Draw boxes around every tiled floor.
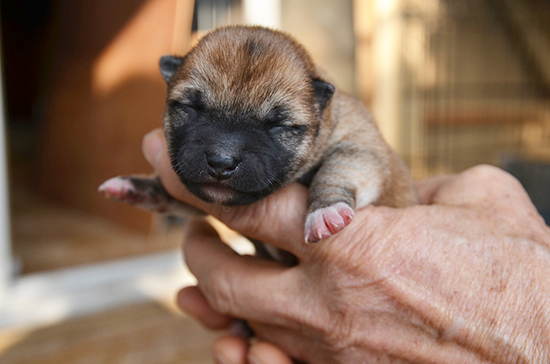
[4,203,219,362]
[3,189,247,364]
[0,300,221,364]
[10,188,183,274]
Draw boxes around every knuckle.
[219,203,266,237]
[203,264,237,315]
[322,306,359,352]
[294,274,361,352]
[462,164,524,193]
[465,164,514,184]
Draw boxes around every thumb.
[142,129,310,256]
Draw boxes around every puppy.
[100,26,417,253]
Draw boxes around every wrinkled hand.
[143,129,550,364]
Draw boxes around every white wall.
[0,38,13,301]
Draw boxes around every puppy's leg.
[99,176,203,217]
[305,148,387,243]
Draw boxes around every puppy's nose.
[206,153,239,180]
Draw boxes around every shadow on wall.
[502,156,550,225]
[1,0,186,233]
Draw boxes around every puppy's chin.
[184,182,268,206]
[201,184,237,205]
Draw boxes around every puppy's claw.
[99,177,142,203]
[304,202,355,243]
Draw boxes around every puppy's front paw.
[99,177,147,204]
[99,176,204,217]
[99,176,172,212]
[98,177,152,205]
[304,202,354,243]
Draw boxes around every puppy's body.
[100,26,417,247]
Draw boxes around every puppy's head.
[160,26,334,205]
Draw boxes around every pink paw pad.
[98,177,144,204]
[304,202,354,243]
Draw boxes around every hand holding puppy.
[143,130,550,364]
[100,26,416,249]
[100,25,550,363]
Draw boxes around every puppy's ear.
[159,55,185,84]
[312,79,335,111]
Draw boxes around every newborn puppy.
[100,26,417,249]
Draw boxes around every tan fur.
[165,26,417,212]
[320,91,417,209]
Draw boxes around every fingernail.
[213,353,233,364]
[247,353,263,364]
[142,130,163,168]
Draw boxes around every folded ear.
[159,55,185,84]
[312,79,335,111]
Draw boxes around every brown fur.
[100,26,417,246]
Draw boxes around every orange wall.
[37,0,194,231]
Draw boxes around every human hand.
[143,129,550,363]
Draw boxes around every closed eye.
[265,105,290,125]
[168,100,196,114]
[269,123,306,134]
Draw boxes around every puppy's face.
[160,27,334,205]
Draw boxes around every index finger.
[428,165,549,239]
[142,129,309,257]
[416,174,455,204]
[183,219,307,328]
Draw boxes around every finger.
[142,129,204,206]
[183,219,303,327]
[432,165,538,213]
[143,130,309,256]
[141,129,165,170]
[212,335,296,364]
[207,184,309,257]
[212,335,248,364]
[416,174,455,204]
[176,286,234,330]
[247,322,310,363]
[430,165,550,236]
[249,341,294,364]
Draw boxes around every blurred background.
[0,0,548,362]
